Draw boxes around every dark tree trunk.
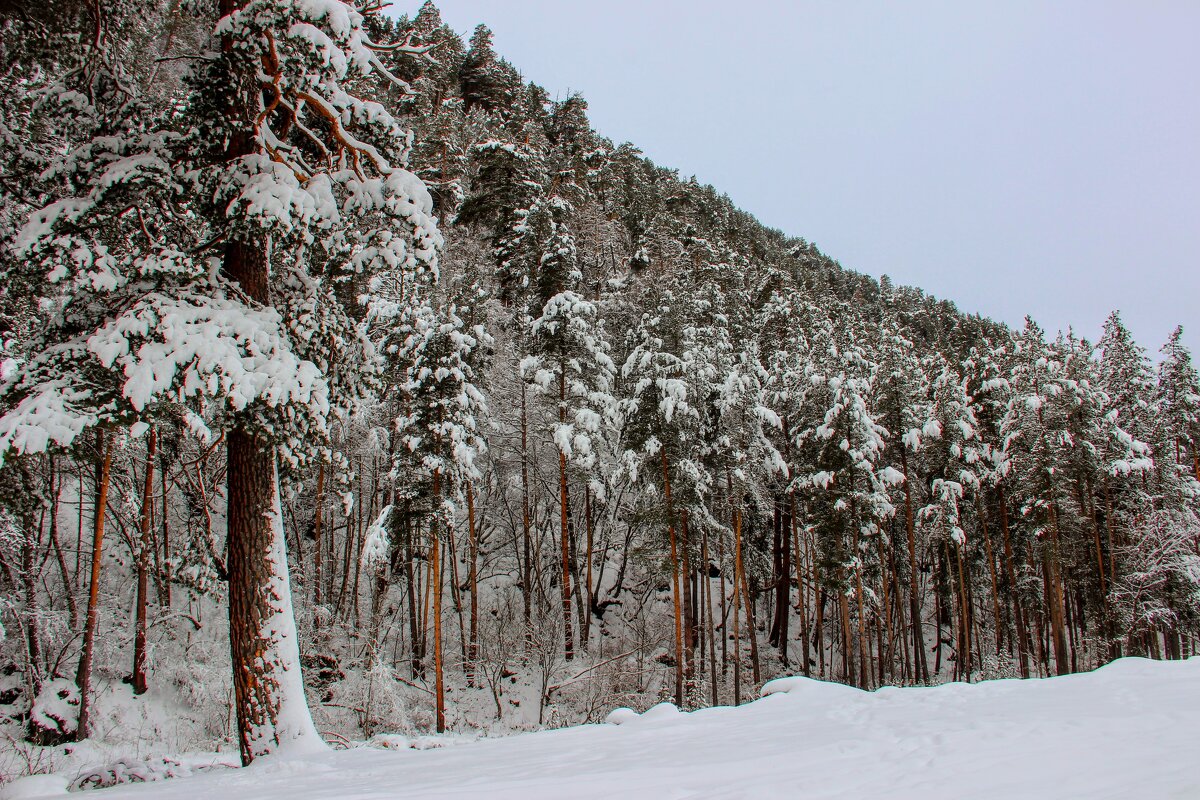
[900,446,928,683]
[132,428,157,695]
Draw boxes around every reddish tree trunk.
[75,434,113,741]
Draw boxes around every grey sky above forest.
[398,1,1200,356]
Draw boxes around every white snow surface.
[85,657,1198,799]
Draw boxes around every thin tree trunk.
[1046,503,1070,676]
[582,485,594,649]
[954,539,971,681]
[702,526,718,707]
[732,505,743,705]
[133,428,157,695]
[466,482,479,684]
[977,495,1003,658]
[662,448,684,706]
[791,494,811,677]
[432,469,445,733]
[158,453,171,607]
[520,380,532,633]
[75,434,113,741]
[47,457,79,631]
[900,446,928,683]
[997,487,1029,677]
[741,548,761,688]
[681,508,695,685]
[313,465,325,607]
[404,514,422,677]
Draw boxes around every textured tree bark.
[558,371,575,660]
[226,431,312,763]
[132,428,157,695]
[520,380,532,634]
[75,434,112,741]
[219,19,318,752]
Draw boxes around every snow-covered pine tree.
[389,292,490,731]
[1155,327,1200,490]
[0,0,440,762]
[522,190,615,661]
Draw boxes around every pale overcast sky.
[399,1,1200,356]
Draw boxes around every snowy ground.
[8,657,1199,799]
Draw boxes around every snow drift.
[10,656,1193,800]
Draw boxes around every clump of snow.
[602,708,638,726]
[71,755,236,791]
[28,679,79,739]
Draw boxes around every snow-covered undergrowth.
[6,656,1195,799]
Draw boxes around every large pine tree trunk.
[225,432,321,763]
[218,0,319,761]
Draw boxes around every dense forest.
[1,0,1198,782]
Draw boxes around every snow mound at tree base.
[89,656,1200,800]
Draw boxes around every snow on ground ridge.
[13,656,1199,800]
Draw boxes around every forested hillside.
[1,0,1197,781]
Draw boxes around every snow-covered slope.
[40,657,1200,799]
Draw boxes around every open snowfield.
[5,656,1189,800]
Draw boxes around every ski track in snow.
[85,657,1200,800]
